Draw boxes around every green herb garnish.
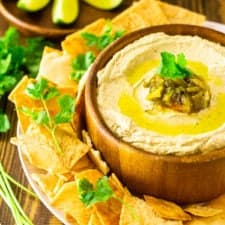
[0,161,36,225]
[0,111,10,132]
[77,176,114,207]
[70,23,125,82]
[21,77,76,153]
[157,51,191,79]
[70,51,96,82]
[81,22,125,50]
[77,176,139,222]
[0,27,53,133]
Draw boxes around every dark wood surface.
[0,0,225,224]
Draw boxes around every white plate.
[17,21,225,225]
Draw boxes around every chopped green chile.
[144,74,211,113]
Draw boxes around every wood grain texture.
[0,0,225,224]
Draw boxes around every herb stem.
[0,162,34,225]
[4,173,37,198]
[41,97,62,154]
[41,97,53,128]
[51,126,63,154]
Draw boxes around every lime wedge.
[52,0,79,25]
[17,0,50,12]
[83,0,123,10]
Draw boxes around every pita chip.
[158,1,205,25]
[144,195,191,221]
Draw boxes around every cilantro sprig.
[81,22,125,50]
[70,23,125,82]
[77,176,139,222]
[70,51,96,82]
[21,78,76,153]
[157,52,191,79]
[77,176,114,207]
[0,27,53,133]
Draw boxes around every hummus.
[96,33,225,155]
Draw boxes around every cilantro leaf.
[22,78,75,153]
[0,27,53,132]
[81,22,125,50]
[0,76,17,96]
[0,112,10,132]
[77,176,114,207]
[21,107,50,126]
[157,52,191,79]
[70,51,96,82]
[26,78,48,100]
[54,95,76,124]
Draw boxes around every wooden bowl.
[85,24,225,204]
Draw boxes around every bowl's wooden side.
[85,24,225,204]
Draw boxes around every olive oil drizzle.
[118,60,225,136]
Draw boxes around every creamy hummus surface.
[96,33,225,155]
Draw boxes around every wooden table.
[0,1,225,224]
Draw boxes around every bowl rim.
[85,24,225,163]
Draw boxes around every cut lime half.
[83,0,123,10]
[17,0,50,12]
[52,0,79,25]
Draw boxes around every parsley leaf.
[81,23,125,50]
[77,176,114,207]
[0,112,10,132]
[157,52,191,79]
[70,51,96,82]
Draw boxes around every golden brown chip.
[88,213,103,225]
[62,18,107,57]
[32,172,66,199]
[108,173,125,199]
[75,169,103,184]
[82,130,110,175]
[94,198,122,225]
[184,203,223,217]
[144,195,191,221]
[208,193,225,210]
[71,155,96,173]
[184,213,225,225]
[11,123,89,174]
[38,46,77,89]
[158,1,205,25]
[120,193,182,225]
[65,214,79,225]
[51,181,93,225]
[8,76,76,133]
[112,0,168,31]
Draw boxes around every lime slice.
[17,0,50,12]
[52,0,79,25]
[83,0,123,10]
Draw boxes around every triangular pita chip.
[144,195,191,221]
[119,192,182,225]
[158,1,205,25]
[51,181,92,225]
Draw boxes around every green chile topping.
[144,52,211,113]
